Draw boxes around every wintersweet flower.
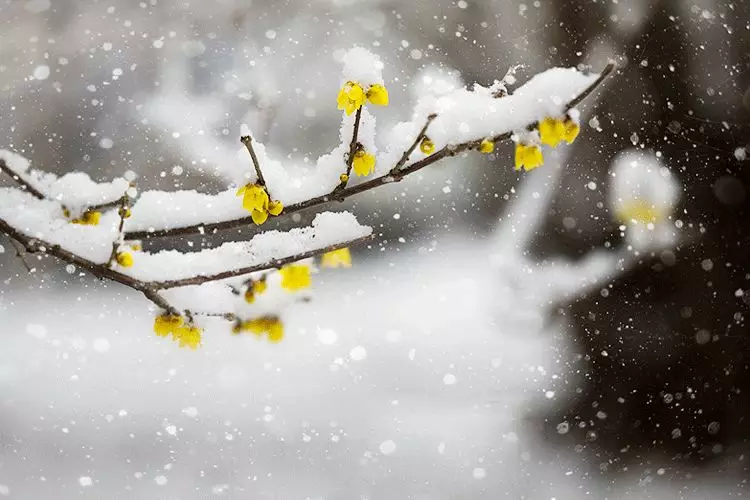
[420,137,435,155]
[173,324,202,349]
[479,138,495,154]
[244,279,268,304]
[153,314,184,337]
[352,149,376,177]
[115,251,134,268]
[563,118,580,144]
[71,210,101,226]
[337,81,366,115]
[280,264,312,291]
[365,84,389,106]
[234,317,284,343]
[321,247,352,268]
[539,117,567,147]
[236,183,283,225]
[514,143,544,171]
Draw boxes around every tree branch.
[240,135,267,187]
[124,63,616,240]
[150,233,373,289]
[0,158,45,200]
[390,113,437,174]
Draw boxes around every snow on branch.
[0,47,616,349]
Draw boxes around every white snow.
[122,211,369,284]
[341,47,385,85]
[0,150,129,216]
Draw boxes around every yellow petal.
[241,184,270,213]
[480,139,495,154]
[337,82,366,115]
[564,119,580,144]
[267,320,284,343]
[253,279,268,295]
[366,84,389,106]
[539,118,566,148]
[251,208,269,225]
[352,150,376,177]
[154,314,183,337]
[244,289,255,304]
[279,264,312,291]
[321,247,352,269]
[268,200,284,216]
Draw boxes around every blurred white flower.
[609,150,681,251]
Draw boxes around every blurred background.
[0,0,748,497]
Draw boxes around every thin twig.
[391,113,437,174]
[124,63,616,240]
[0,158,45,200]
[107,194,130,267]
[151,233,373,289]
[240,135,266,187]
[339,106,363,187]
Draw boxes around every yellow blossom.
[514,143,544,171]
[563,118,580,144]
[366,84,389,106]
[615,200,662,224]
[235,317,284,343]
[244,279,268,303]
[71,210,101,226]
[173,324,202,349]
[280,264,312,291]
[337,81,366,115]
[420,137,435,155]
[479,138,495,154]
[352,149,376,177]
[153,314,184,337]
[539,117,567,148]
[237,183,269,213]
[237,183,283,225]
[321,247,352,269]
[339,173,349,184]
[115,252,134,268]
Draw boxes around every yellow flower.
[154,314,184,337]
[71,210,101,226]
[337,81,366,115]
[339,173,349,184]
[616,200,662,224]
[237,183,269,213]
[539,117,567,148]
[280,264,312,291]
[235,317,284,343]
[115,252,134,268]
[352,149,376,177]
[237,183,283,225]
[514,143,544,171]
[479,138,495,154]
[366,84,389,106]
[244,279,268,303]
[420,137,435,155]
[563,118,580,144]
[173,324,202,349]
[321,247,352,269]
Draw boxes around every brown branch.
[124,63,616,240]
[0,158,46,200]
[240,135,266,187]
[390,113,437,174]
[151,233,373,289]
[344,106,363,181]
[107,195,130,267]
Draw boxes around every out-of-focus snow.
[0,233,738,499]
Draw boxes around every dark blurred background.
[1,0,749,481]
